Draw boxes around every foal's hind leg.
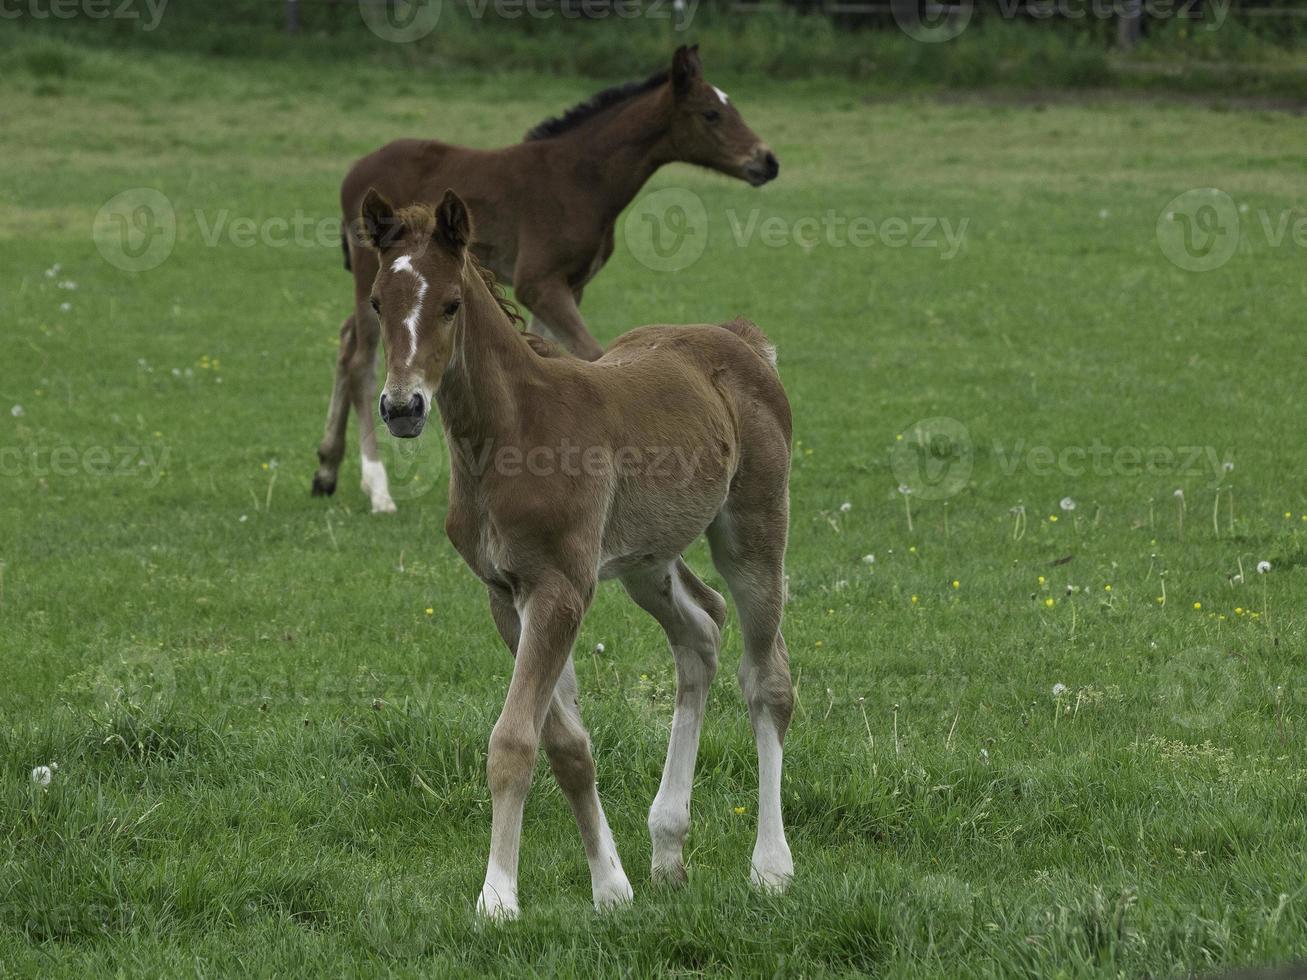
[312,314,356,497]
[347,305,396,514]
[621,559,726,884]
[707,507,795,891]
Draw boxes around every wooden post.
[286,0,300,35]
[1118,0,1142,49]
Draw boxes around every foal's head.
[666,45,779,187]
[359,188,473,439]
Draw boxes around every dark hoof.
[311,474,337,497]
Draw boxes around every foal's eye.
[444,300,462,317]
[702,109,721,123]
[370,296,381,315]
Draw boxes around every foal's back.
[540,321,791,577]
[341,138,535,280]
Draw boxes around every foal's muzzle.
[379,391,427,439]
[744,148,780,187]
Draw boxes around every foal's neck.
[437,266,534,457]
[558,88,675,219]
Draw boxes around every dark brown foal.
[312,45,779,512]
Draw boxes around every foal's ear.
[672,43,702,99]
[434,188,472,254]
[360,188,403,251]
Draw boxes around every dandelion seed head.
[1060,497,1076,512]
[31,766,53,786]
[1257,560,1271,574]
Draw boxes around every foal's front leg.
[486,587,631,914]
[541,659,632,910]
[478,573,594,920]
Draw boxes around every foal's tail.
[719,316,778,371]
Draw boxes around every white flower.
[594,642,605,654]
[31,766,53,786]
[835,579,848,591]
[1052,682,1067,697]
[45,263,61,278]
[897,484,912,495]
[10,405,23,418]
[1173,488,1184,499]
[1232,574,1243,585]
[1257,561,1271,574]
[57,280,77,291]
[861,554,875,565]
[979,748,990,765]
[239,514,248,523]
[1222,461,1234,473]
[59,302,71,312]
[839,501,852,513]
[1059,497,1076,512]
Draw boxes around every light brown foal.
[313,44,779,514]
[359,188,794,918]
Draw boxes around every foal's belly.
[595,473,731,580]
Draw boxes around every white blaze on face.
[390,254,428,366]
[711,85,729,105]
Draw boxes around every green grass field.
[3,34,1307,978]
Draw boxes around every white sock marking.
[360,454,396,514]
[750,711,793,890]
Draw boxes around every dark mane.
[525,70,669,142]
